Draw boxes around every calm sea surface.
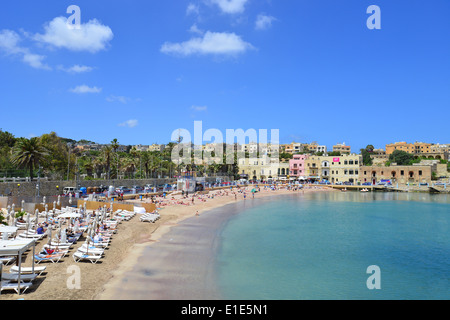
[216,191,450,299]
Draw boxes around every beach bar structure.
[0,238,36,295]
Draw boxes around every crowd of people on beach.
[137,183,327,209]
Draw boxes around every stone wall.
[0,177,232,197]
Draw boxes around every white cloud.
[189,24,204,35]
[58,64,93,74]
[186,3,200,16]
[106,95,135,104]
[191,105,208,112]
[0,29,51,70]
[210,0,248,14]
[161,31,254,56]
[69,85,102,94]
[255,14,277,30]
[33,17,113,53]
[118,119,138,128]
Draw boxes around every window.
[419,170,422,176]
[355,160,358,165]
[355,170,358,175]
[401,170,404,176]
[364,171,367,175]
[344,170,348,175]
[349,160,354,165]
[349,170,354,175]
[344,160,348,165]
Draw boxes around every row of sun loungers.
[1,207,144,295]
[140,212,161,223]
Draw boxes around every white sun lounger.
[0,256,16,266]
[77,246,105,256]
[2,272,38,283]
[9,266,47,276]
[1,281,33,294]
[34,254,64,264]
[73,251,103,264]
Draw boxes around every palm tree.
[101,145,113,179]
[10,138,48,181]
[111,139,119,179]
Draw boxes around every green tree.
[10,137,48,181]
[389,150,415,166]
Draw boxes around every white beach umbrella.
[47,227,52,245]
[57,195,61,206]
[74,220,80,233]
[26,212,31,232]
[35,209,39,229]
[43,196,46,205]
[21,200,25,212]
[61,228,67,244]
[11,204,15,215]
[69,193,72,205]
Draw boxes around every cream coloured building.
[306,154,362,184]
[238,156,289,181]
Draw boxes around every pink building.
[289,154,308,179]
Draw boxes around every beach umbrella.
[69,193,72,205]
[85,236,93,255]
[43,196,46,205]
[26,212,31,233]
[9,207,15,226]
[21,200,25,212]
[74,220,80,233]
[61,228,67,244]
[57,195,61,206]
[53,201,57,213]
[35,209,39,229]
[11,204,15,216]
[47,227,52,245]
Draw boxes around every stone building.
[359,165,432,185]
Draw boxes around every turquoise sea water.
[216,192,450,300]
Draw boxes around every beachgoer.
[36,224,45,235]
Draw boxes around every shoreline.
[97,186,333,300]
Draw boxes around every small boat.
[360,188,369,193]
[341,188,347,192]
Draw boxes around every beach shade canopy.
[0,238,36,295]
[57,212,82,219]
[251,188,257,193]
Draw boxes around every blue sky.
[0,0,449,152]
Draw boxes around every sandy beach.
[0,185,332,300]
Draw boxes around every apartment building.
[332,143,351,155]
[238,156,288,181]
[306,154,362,184]
[289,154,308,178]
[385,141,432,155]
